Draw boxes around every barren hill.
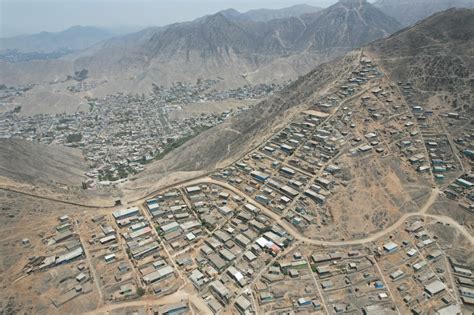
[374,0,474,27]
[295,0,400,50]
[73,0,399,80]
[230,4,321,22]
[75,0,400,83]
[0,138,87,188]
[0,139,121,205]
[369,8,473,113]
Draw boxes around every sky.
[0,0,343,37]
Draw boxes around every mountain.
[0,25,123,53]
[124,8,473,199]
[238,4,321,22]
[210,5,321,23]
[294,0,401,51]
[374,0,474,26]
[0,0,401,114]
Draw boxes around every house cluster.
[0,93,232,183]
[310,249,398,315]
[374,219,465,314]
[254,250,324,314]
[146,189,204,253]
[211,57,400,241]
[80,213,139,302]
[0,83,34,105]
[152,80,288,104]
[20,215,94,307]
[148,184,295,314]
[443,174,474,212]
[0,77,287,184]
[448,256,474,308]
[110,206,179,296]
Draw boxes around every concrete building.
[143,265,174,285]
[424,280,446,295]
[113,207,140,220]
[234,295,251,314]
[209,280,232,304]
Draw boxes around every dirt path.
[76,222,104,305]
[82,289,212,315]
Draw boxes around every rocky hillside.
[369,8,473,112]
[295,0,400,51]
[0,138,88,188]
[220,4,321,22]
[75,0,400,82]
[374,0,474,26]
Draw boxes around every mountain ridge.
[0,0,401,114]
[0,26,124,53]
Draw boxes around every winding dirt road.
[166,177,473,246]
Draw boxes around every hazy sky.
[0,0,343,37]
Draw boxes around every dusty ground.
[427,197,474,234]
[0,139,122,206]
[323,155,431,240]
[0,190,103,315]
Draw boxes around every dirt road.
[82,289,212,315]
[167,178,473,246]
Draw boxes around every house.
[156,302,188,315]
[425,280,446,295]
[112,207,139,220]
[256,194,270,205]
[227,266,246,287]
[250,171,270,182]
[104,254,116,262]
[189,269,206,288]
[209,280,232,304]
[160,222,180,234]
[390,269,404,281]
[234,295,251,314]
[280,167,296,176]
[100,234,116,244]
[305,190,326,204]
[218,206,234,216]
[143,266,174,285]
[436,304,462,315]
[186,186,201,194]
[383,242,398,253]
[56,247,84,265]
